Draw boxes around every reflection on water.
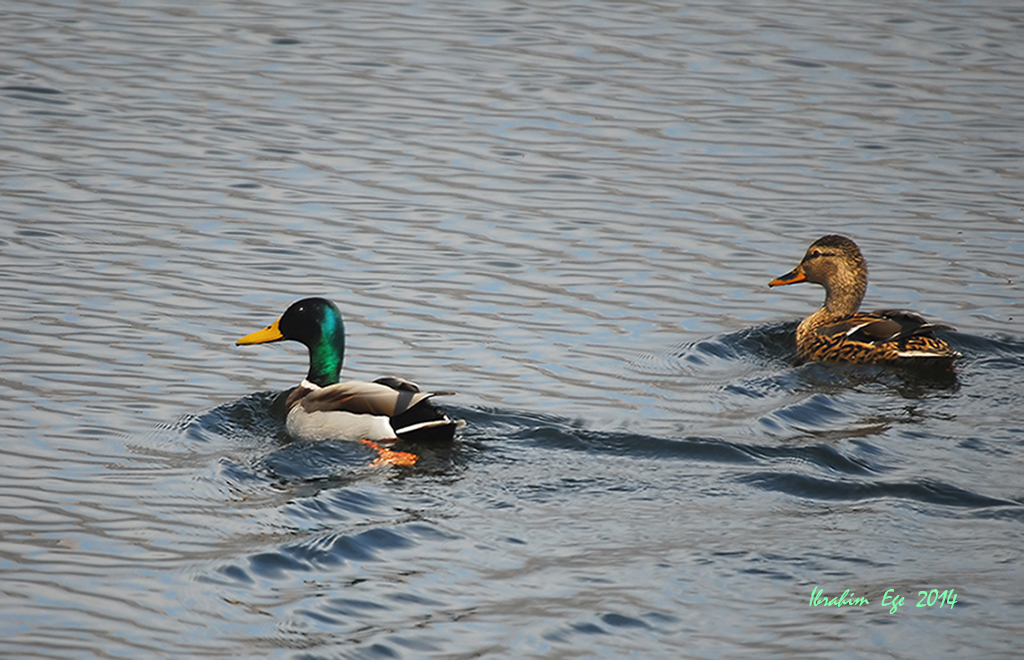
[1,0,1023,657]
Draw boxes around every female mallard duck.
[236,297,460,443]
[768,235,959,365]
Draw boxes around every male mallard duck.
[236,297,460,443]
[768,235,959,365]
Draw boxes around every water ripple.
[738,472,1020,509]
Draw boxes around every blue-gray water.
[2,0,1023,657]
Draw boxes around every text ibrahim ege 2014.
[809,587,957,614]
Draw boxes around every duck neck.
[821,271,866,320]
[306,324,344,387]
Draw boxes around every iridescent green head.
[237,297,346,387]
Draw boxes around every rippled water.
[2,0,1023,657]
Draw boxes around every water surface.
[2,0,1023,657]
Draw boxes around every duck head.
[237,297,346,387]
[769,234,868,316]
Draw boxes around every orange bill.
[769,268,807,287]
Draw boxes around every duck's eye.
[809,250,822,259]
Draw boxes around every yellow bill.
[236,318,285,345]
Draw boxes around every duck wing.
[293,380,438,417]
[869,309,956,337]
[816,310,954,346]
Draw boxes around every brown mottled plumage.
[769,235,959,366]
